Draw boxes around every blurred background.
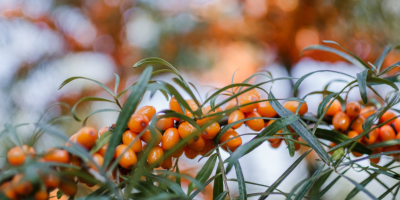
[1,0,400,199]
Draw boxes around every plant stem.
[217,148,233,200]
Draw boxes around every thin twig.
[217,148,233,200]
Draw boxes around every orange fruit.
[245,111,264,131]
[257,101,277,117]
[351,116,365,134]
[363,126,379,145]
[43,148,70,164]
[141,129,162,145]
[98,126,109,137]
[170,96,184,119]
[122,130,142,153]
[44,173,60,190]
[324,100,341,116]
[219,128,242,152]
[13,174,32,196]
[345,102,361,117]
[380,111,397,124]
[332,111,350,132]
[188,136,205,151]
[202,122,220,139]
[171,146,185,158]
[0,182,17,199]
[58,179,77,196]
[161,156,173,169]
[162,128,181,151]
[283,101,308,115]
[228,110,245,129]
[90,153,104,172]
[184,146,199,159]
[270,139,282,148]
[7,145,35,166]
[147,146,164,167]
[360,106,376,119]
[379,125,396,142]
[224,99,238,111]
[128,114,149,133]
[97,143,108,157]
[115,144,137,169]
[178,121,200,144]
[239,94,259,113]
[155,116,174,131]
[265,120,282,144]
[34,188,48,200]
[136,106,156,121]
[200,139,215,157]
[75,126,97,149]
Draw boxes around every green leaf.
[176,159,181,187]
[357,69,369,104]
[309,170,333,198]
[315,168,350,199]
[103,66,152,169]
[317,92,339,117]
[214,191,228,200]
[367,77,399,90]
[322,41,372,70]
[82,108,120,126]
[269,93,330,163]
[378,60,400,76]
[367,139,400,149]
[146,174,186,196]
[113,73,120,95]
[293,164,326,200]
[375,45,392,73]
[57,190,63,199]
[189,174,222,199]
[173,78,202,116]
[188,154,218,195]
[234,159,247,200]
[4,123,23,147]
[71,97,115,121]
[213,164,224,199]
[90,131,112,154]
[258,149,311,200]
[340,174,378,200]
[58,76,114,96]
[378,182,400,199]
[284,132,295,157]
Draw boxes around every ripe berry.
[266,120,282,144]
[270,139,282,148]
[245,111,264,131]
[147,146,164,167]
[98,143,108,157]
[44,173,60,190]
[141,129,162,145]
[128,114,149,133]
[122,130,142,153]
[245,89,261,99]
[0,182,17,200]
[75,126,97,149]
[379,125,396,142]
[257,101,277,117]
[184,146,199,159]
[90,153,104,172]
[219,128,242,152]
[171,146,185,158]
[155,116,174,131]
[383,145,400,156]
[70,155,81,167]
[43,148,70,163]
[58,179,78,197]
[161,156,173,169]
[115,144,137,169]
[178,121,200,144]
[7,145,35,166]
[228,110,245,129]
[380,111,397,124]
[346,102,361,117]
[136,106,156,121]
[202,122,220,139]
[239,94,259,113]
[324,100,341,116]
[170,97,183,120]
[332,111,350,132]
[34,188,48,200]
[98,126,109,137]
[360,106,376,119]
[283,101,308,115]
[394,118,400,132]
[162,128,181,151]
[347,131,363,157]
[188,136,205,151]
[13,174,32,196]
[224,99,238,111]
[363,126,379,145]
[200,139,215,157]
[370,147,383,164]
[66,134,78,147]
[351,116,365,134]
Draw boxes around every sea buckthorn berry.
[98,126,109,137]
[346,102,361,117]
[228,110,245,129]
[370,147,383,164]
[13,174,32,196]
[202,122,220,139]
[266,120,282,144]
[380,111,397,124]
[161,156,173,169]
[257,101,277,117]
[34,188,48,200]
[115,144,137,169]
[171,146,185,158]
[364,126,379,145]
[141,129,163,145]
[0,182,17,200]
[70,155,81,167]
[90,153,104,172]
[348,131,361,142]
[75,126,97,149]
[155,116,174,131]
[383,145,400,156]
[184,146,199,159]
[379,125,396,142]
[44,173,60,190]
[239,94,259,113]
[204,105,223,115]
[270,139,282,148]
[332,111,350,132]
[395,131,400,141]
[294,137,301,151]
[200,139,215,157]
[178,121,200,144]
[59,179,78,197]
[122,130,142,153]
[7,145,35,166]
[98,143,108,157]
[324,100,341,116]
[136,106,156,121]
[283,101,308,115]
[244,89,261,100]
[188,136,205,151]
[147,146,164,167]
[224,99,238,111]
[162,128,181,151]
[43,148,70,164]
[351,116,365,134]
[219,128,242,152]
[170,96,183,118]
[245,111,264,131]
[360,106,376,119]
[128,114,149,133]
[394,118,400,132]
[66,133,78,147]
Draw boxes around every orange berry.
[147,146,164,167]
[244,89,261,100]
[161,156,173,169]
[170,96,184,118]
[90,153,104,172]
[75,126,97,149]
[364,126,379,145]
[13,174,32,196]
[257,101,277,117]
[379,125,396,142]
[219,128,242,152]
[324,100,341,116]
[202,122,220,139]
[98,143,108,157]
[383,145,400,156]
[228,110,245,129]
[155,116,174,131]
[43,148,70,164]
[115,144,137,169]
[141,129,162,145]
[200,139,215,157]
[284,101,308,115]
[380,111,397,124]
[351,116,365,134]
[7,145,35,166]
[270,139,282,148]
[266,120,282,144]
[332,111,350,132]
[162,128,181,151]
[348,131,361,142]
[70,155,81,167]
[394,118,400,132]
[122,130,142,153]
[178,121,200,144]
[34,189,48,200]
[128,114,149,133]
[188,136,205,151]
[370,147,382,164]
[136,106,156,121]
[98,126,109,137]
[204,105,223,116]
[59,179,77,197]
[224,99,238,111]
[44,173,60,189]
[346,102,361,117]
[171,146,185,158]
[360,106,376,119]
[184,146,199,159]
[239,94,259,113]
[66,133,78,147]
[0,182,17,199]
[245,111,264,131]
[294,137,301,151]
